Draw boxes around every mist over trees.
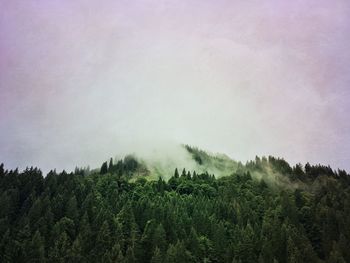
[0,150,350,263]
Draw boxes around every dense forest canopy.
[1,146,350,263]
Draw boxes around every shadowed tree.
[100,162,108,175]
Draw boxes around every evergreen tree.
[153,223,166,253]
[106,243,124,263]
[181,168,187,178]
[94,220,111,259]
[108,158,114,173]
[125,246,136,263]
[100,162,108,175]
[174,168,179,178]
[187,227,200,259]
[150,247,162,263]
[69,234,84,262]
[66,195,78,222]
[165,241,190,263]
[28,230,45,263]
[328,242,346,263]
[0,154,349,263]
[49,232,71,263]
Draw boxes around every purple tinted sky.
[1,0,350,172]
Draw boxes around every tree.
[165,244,177,262]
[212,221,227,262]
[0,163,4,176]
[156,177,165,194]
[166,242,189,263]
[1,153,349,263]
[66,195,78,222]
[287,236,302,263]
[124,246,136,263]
[0,230,13,262]
[94,220,111,258]
[49,232,71,262]
[108,158,114,173]
[141,219,157,261]
[236,223,257,262]
[106,243,124,263]
[187,171,192,180]
[78,212,92,253]
[28,198,43,227]
[52,217,75,241]
[100,162,108,174]
[153,223,166,253]
[174,168,179,178]
[28,230,45,262]
[69,234,84,262]
[151,247,163,263]
[117,203,138,250]
[328,242,346,263]
[187,227,200,259]
[15,224,32,261]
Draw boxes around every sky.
[1,0,350,173]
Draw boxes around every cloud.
[0,0,350,173]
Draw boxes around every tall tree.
[29,231,45,263]
[100,162,108,175]
[150,247,163,263]
[174,168,179,178]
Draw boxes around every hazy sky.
[1,0,350,172]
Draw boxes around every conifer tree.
[150,247,162,263]
[29,230,45,263]
[174,168,179,178]
[100,162,108,174]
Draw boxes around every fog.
[1,0,350,173]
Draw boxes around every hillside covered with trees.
[1,147,350,263]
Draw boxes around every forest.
[0,148,350,263]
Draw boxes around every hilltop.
[0,145,349,262]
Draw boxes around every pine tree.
[0,163,4,176]
[15,224,32,261]
[165,244,177,263]
[187,227,200,260]
[165,241,190,263]
[141,219,157,261]
[153,223,166,252]
[69,234,84,262]
[0,230,13,262]
[94,220,111,258]
[100,162,108,174]
[66,195,78,222]
[124,246,136,263]
[328,242,346,263]
[108,158,114,173]
[29,230,45,263]
[78,212,92,253]
[287,236,302,263]
[117,203,138,250]
[49,232,71,262]
[236,223,257,262]
[28,198,43,227]
[150,247,163,263]
[106,243,123,263]
[174,168,179,178]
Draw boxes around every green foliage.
[100,162,108,175]
[0,157,349,262]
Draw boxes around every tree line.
[0,155,349,262]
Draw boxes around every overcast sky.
[1,0,350,172]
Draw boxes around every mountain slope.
[0,147,349,262]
